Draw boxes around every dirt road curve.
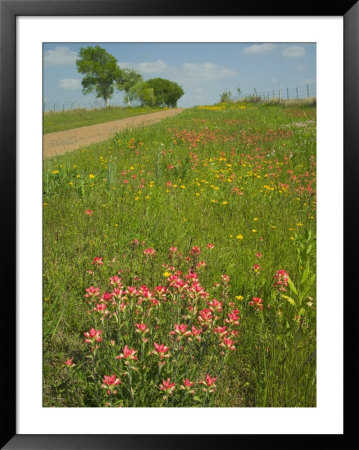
[43,108,185,158]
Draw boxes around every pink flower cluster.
[273,270,290,291]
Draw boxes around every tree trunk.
[106,98,110,107]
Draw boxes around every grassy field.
[43,105,164,134]
[43,101,316,407]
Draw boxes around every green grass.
[43,105,165,134]
[43,102,316,407]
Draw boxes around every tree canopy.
[76,46,122,106]
[145,78,184,108]
[116,68,143,106]
[76,46,184,108]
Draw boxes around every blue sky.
[43,43,316,109]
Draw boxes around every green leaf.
[281,294,296,306]
[288,278,298,295]
[301,262,310,284]
[193,396,202,403]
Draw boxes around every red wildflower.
[159,378,176,394]
[83,328,102,344]
[152,342,171,359]
[143,248,156,257]
[92,256,104,266]
[190,246,201,256]
[249,297,264,311]
[115,345,138,361]
[101,374,121,395]
[64,358,75,368]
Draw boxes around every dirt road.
[43,108,185,158]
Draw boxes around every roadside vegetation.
[43,106,165,134]
[43,100,316,407]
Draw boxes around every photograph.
[42,42,317,408]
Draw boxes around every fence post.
[307,84,310,98]
[272,89,274,99]
[296,87,299,100]
[279,89,281,103]
[287,87,289,100]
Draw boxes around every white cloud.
[181,63,237,82]
[135,60,169,74]
[118,60,169,74]
[44,46,78,66]
[59,78,82,90]
[242,44,277,54]
[118,60,238,84]
[282,46,306,58]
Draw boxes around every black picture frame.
[1,1,356,448]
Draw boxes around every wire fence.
[43,100,126,112]
[43,83,317,112]
[234,83,316,102]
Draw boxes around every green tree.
[116,68,143,106]
[129,82,156,107]
[76,45,122,107]
[145,78,184,107]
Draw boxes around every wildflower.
[213,326,228,338]
[252,264,261,273]
[84,328,103,345]
[225,309,240,326]
[255,252,262,258]
[190,246,201,256]
[115,345,138,361]
[206,243,214,249]
[89,174,96,179]
[273,270,290,291]
[169,323,191,338]
[182,379,195,388]
[181,379,195,394]
[198,308,213,325]
[249,297,263,311]
[220,337,236,351]
[159,378,176,394]
[152,342,171,359]
[92,257,104,266]
[199,374,217,392]
[235,295,244,301]
[94,303,108,316]
[163,271,171,278]
[135,323,149,334]
[195,261,206,270]
[221,274,230,284]
[236,234,244,240]
[84,286,100,299]
[64,358,75,368]
[85,209,93,216]
[190,325,202,341]
[101,374,121,395]
[109,275,122,287]
[143,248,156,257]
[207,298,223,313]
